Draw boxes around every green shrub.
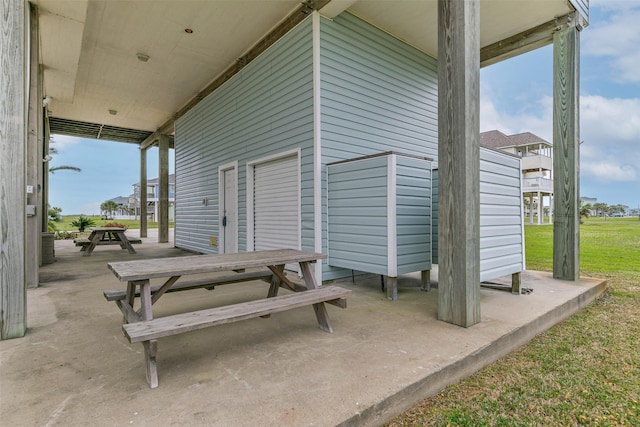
[70,215,96,232]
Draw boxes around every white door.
[221,167,238,253]
[253,154,300,266]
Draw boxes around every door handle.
[222,216,227,227]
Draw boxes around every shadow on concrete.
[1,235,605,426]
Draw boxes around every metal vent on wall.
[48,117,153,144]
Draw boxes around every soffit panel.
[39,0,577,138]
[43,0,300,132]
[348,0,573,58]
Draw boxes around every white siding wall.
[174,19,314,254]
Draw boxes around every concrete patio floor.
[1,232,606,426]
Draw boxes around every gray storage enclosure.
[328,152,432,300]
[432,147,525,283]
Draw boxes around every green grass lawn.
[388,217,640,426]
[53,215,173,231]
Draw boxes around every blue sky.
[50,0,639,215]
[49,138,174,215]
[480,0,640,209]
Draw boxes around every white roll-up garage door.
[253,154,300,253]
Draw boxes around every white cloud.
[480,95,552,141]
[481,94,640,183]
[50,134,83,150]
[582,160,637,182]
[583,2,640,83]
[581,142,637,182]
[581,95,640,143]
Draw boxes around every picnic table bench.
[104,249,351,388]
[75,227,138,256]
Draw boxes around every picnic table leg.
[115,231,136,254]
[83,230,103,256]
[80,231,94,252]
[299,262,333,333]
[260,265,284,319]
[121,280,143,324]
[267,265,284,298]
[139,280,159,388]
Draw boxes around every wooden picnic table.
[105,249,351,388]
[77,227,137,256]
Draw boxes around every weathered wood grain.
[139,148,148,237]
[437,0,481,327]
[552,24,581,281]
[103,270,273,301]
[158,134,169,243]
[26,2,40,288]
[0,0,27,339]
[300,261,332,332]
[108,249,326,282]
[123,285,352,343]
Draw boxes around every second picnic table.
[104,249,351,388]
[76,227,138,256]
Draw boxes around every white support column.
[437,0,481,327]
[529,195,534,224]
[158,135,169,243]
[140,147,148,237]
[553,19,581,280]
[537,191,542,225]
[1,0,27,339]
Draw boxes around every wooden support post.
[158,134,169,243]
[420,270,431,292]
[26,3,40,288]
[511,272,521,295]
[42,104,50,236]
[552,22,581,281]
[386,277,398,301]
[139,147,148,237]
[0,0,27,339]
[437,0,481,327]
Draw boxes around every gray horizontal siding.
[569,0,589,22]
[320,13,438,164]
[174,18,314,255]
[395,156,431,275]
[432,148,524,281]
[431,169,439,265]
[319,13,439,280]
[327,156,389,276]
[479,148,524,281]
[327,153,432,279]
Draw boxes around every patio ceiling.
[35,0,576,144]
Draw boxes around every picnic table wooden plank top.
[107,249,327,281]
[91,227,126,231]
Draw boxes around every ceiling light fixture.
[184,28,193,34]
[136,53,150,62]
[109,109,118,115]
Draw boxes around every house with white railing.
[480,130,553,224]
[131,174,176,222]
